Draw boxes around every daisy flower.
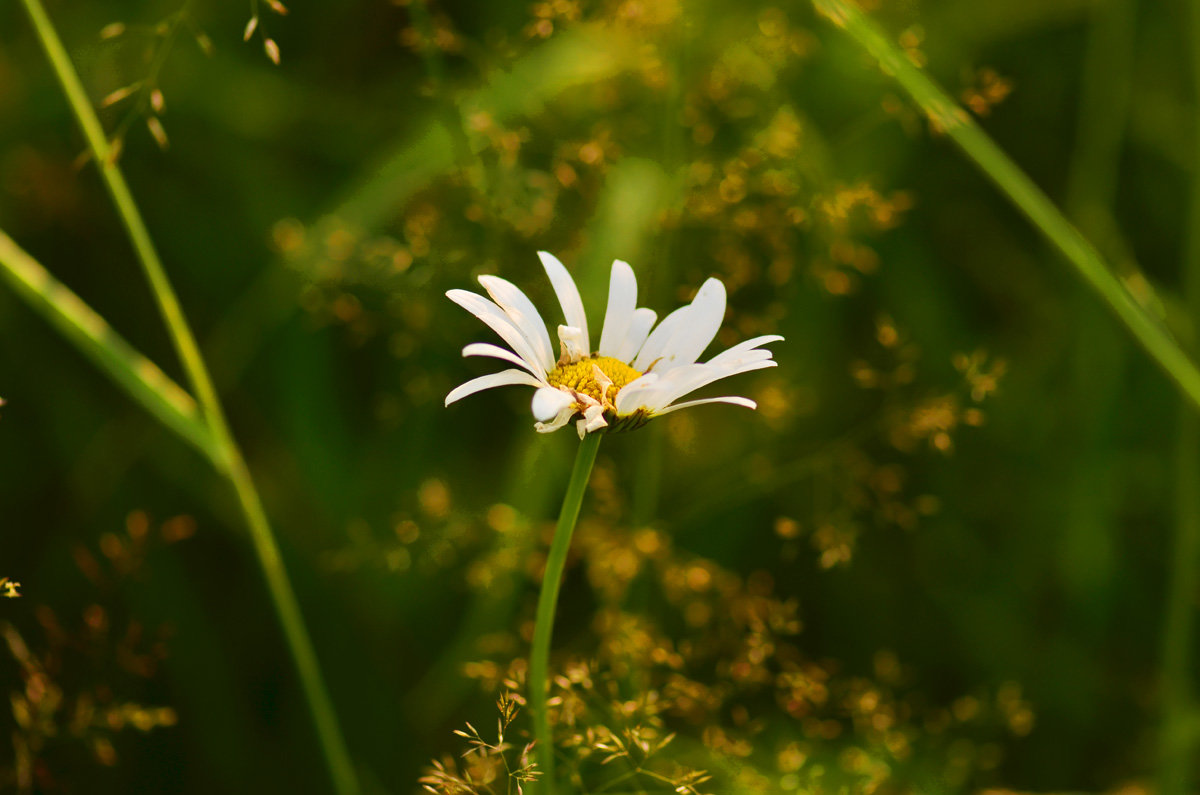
[445,252,782,437]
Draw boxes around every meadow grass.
[4,0,1200,792]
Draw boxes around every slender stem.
[812,0,1200,415]
[17,2,359,793]
[529,432,602,792]
[1161,1,1200,790]
[0,229,216,461]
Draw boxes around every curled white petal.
[538,251,590,354]
[558,325,589,363]
[591,364,615,405]
[446,369,544,406]
[577,403,608,438]
[536,414,574,433]
[598,259,637,357]
[531,386,575,422]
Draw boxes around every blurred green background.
[0,0,1195,791]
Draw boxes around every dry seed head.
[264,38,281,64]
[244,16,259,41]
[146,117,169,150]
[101,85,139,108]
[99,22,126,39]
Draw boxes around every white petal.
[660,360,775,407]
[616,364,704,414]
[614,372,660,415]
[558,325,589,363]
[577,403,608,438]
[633,305,691,371]
[616,307,657,362]
[655,278,726,370]
[531,386,575,422]
[704,348,775,371]
[463,342,542,376]
[623,360,775,414]
[538,251,590,354]
[445,368,543,406]
[654,396,757,415]
[706,334,784,367]
[590,363,615,404]
[447,290,547,379]
[598,260,637,357]
[478,275,556,372]
[536,410,574,433]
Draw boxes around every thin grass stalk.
[812,0,1200,414]
[529,432,602,792]
[0,229,215,460]
[17,2,359,793]
[1160,2,1200,789]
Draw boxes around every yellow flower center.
[547,356,643,403]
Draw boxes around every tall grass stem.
[812,0,1200,414]
[17,2,359,792]
[529,432,602,793]
[0,230,216,460]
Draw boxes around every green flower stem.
[0,229,216,461]
[530,432,602,792]
[17,2,359,793]
[1161,2,1200,791]
[812,0,1200,414]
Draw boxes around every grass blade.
[17,1,359,791]
[812,0,1200,413]
[0,228,215,461]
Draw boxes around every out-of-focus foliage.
[0,0,1191,791]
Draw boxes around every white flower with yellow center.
[445,252,782,437]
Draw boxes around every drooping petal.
[463,342,542,376]
[447,289,547,379]
[654,395,757,415]
[536,409,575,434]
[478,275,556,372]
[445,368,544,406]
[616,307,657,363]
[633,305,691,371]
[577,403,608,438]
[538,251,590,354]
[598,260,637,357]
[531,386,575,422]
[653,277,726,371]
